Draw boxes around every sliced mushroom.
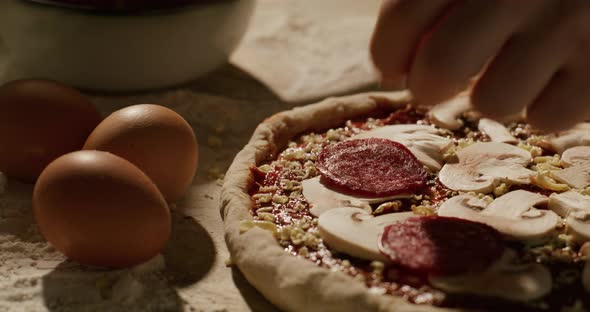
[318,207,414,262]
[478,118,517,144]
[438,190,559,241]
[428,93,471,130]
[543,122,590,153]
[548,191,590,243]
[550,146,590,189]
[580,243,590,292]
[352,124,453,171]
[561,146,590,167]
[439,142,534,193]
[430,250,552,302]
[550,163,590,189]
[302,177,410,217]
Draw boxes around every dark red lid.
[28,0,214,12]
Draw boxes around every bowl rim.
[23,0,237,15]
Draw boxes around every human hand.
[370,0,590,131]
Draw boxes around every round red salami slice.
[316,138,427,197]
[379,216,504,276]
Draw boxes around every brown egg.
[84,104,198,202]
[0,79,102,182]
[33,150,170,268]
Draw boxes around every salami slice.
[379,216,504,276]
[316,138,427,197]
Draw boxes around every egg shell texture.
[84,104,198,202]
[0,79,102,182]
[33,150,171,268]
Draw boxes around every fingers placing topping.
[317,138,428,197]
[370,0,453,85]
[527,68,590,132]
[472,4,576,120]
[379,216,504,275]
[408,0,523,106]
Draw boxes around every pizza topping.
[352,125,453,171]
[561,146,590,167]
[549,191,590,243]
[551,164,590,189]
[427,93,471,130]
[301,176,411,217]
[438,190,559,241]
[379,216,504,275]
[246,102,590,309]
[438,142,534,193]
[543,122,590,153]
[548,146,590,189]
[239,220,279,235]
[316,138,428,197]
[317,208,414,262]
[429,250,552,302]
[477,118,517,144]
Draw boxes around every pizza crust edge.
[221,91,458,312]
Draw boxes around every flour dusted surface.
[0,180,181,312]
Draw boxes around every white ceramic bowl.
[0,0,255,91]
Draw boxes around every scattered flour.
[0,179,180,312]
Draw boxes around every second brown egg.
[84,104,198,202]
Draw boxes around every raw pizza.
[221,92,590,312]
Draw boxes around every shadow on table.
[41,212,214,312]
[231,267,280,312]
[161,212,216,287]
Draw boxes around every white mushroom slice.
[353,124,453,171]
[428,93,471,130]
[478,118,517,144]
[438,190,559,241]
[439,142,534,193]
[580,243,590,292]
[302,177,410,217]
[544,122,590,153]
[430,250,552,302]
[318,207,414,262]
[548,191,590,243]
[561,146,590,167]
[549,146,590,189]
[550,163,590,189]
